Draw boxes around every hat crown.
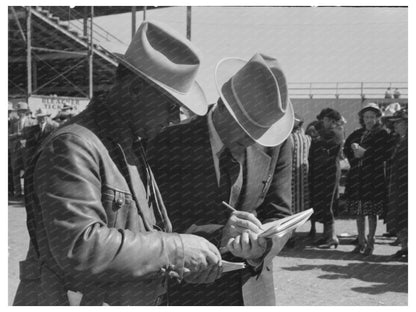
[226,53,288,128]
[124,21,200,94]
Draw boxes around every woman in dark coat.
[344,103,390,256]
[309,108,345,248]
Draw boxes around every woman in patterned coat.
[344,103,391,256]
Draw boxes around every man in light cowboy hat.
[149,53,294,305]
[23,109,59,167]
[53,101,75,125]
[14,21,222,306]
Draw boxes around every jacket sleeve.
[256,138,293,222]
[34,133,184,283]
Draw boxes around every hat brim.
[114,53,207,116]
[215,57,294,147]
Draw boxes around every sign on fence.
[28,95,90,117]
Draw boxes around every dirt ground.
[8,198,408,306]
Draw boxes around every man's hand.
[220,211,263,248]
[352,143,366,158]
[179,234,223,284]
[226,231,267,260]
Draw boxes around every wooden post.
[88,6,94,99]
[132,6,137,38]
[26,6,32,96]
[186,6,192,40]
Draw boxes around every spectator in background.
[309,108,345,248]
[290,113,311,214]
[305,120,320,140]
[8,102,18,197]
[385,109,408,260]
[381,102,402,238]
[393,88,401,99]
[384,87,393,99]
[24,108,60,168]
[9,102,36,198]
[344,103,390,256]
[53,102,75,125]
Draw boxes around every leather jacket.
[16,99,184,305]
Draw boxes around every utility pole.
[88,6,94,99]
[26,6,32,97]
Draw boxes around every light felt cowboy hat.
[35,108,51,118]
[114,21,207,116]
[215,53,294,147]
[16,101,29,111]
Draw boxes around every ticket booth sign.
[28,95,90,117]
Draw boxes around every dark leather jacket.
[17,99,184,305]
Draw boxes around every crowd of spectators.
[290,103,408,260]
[8,101,75,198]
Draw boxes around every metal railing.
[288,81,408,99]
[36,6,127,47]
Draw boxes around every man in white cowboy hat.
[23,109,59,166]
[149,53,294,305]
[53,101,75,125]
[14,21,222,306]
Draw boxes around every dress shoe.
[351,244,365,254]
[317,237,339,249]
[363,246,374,256]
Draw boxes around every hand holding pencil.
[219,202,264,253]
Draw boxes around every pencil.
[222,201,237,212]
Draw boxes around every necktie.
[218,147,243,206]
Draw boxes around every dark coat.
[148,115,292,305]
[344,125,390,203]
[14,100,184,306]
[308,125,343,224]
[386,135,408,232]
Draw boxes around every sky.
[92,6,408,103]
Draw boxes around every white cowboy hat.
[215,53,294,147]
[114,21,207,116]
[35,108,51,118]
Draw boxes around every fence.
[289,82,407,99]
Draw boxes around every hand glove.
[179,234,223,284]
